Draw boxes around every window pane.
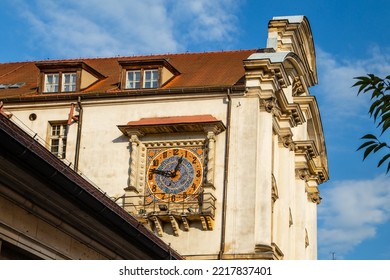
[143,69,158,88]
[126,70,141,89]
[62,73,77,92]
[51,125,61,136]
[44,74,59,93]
[50,139,59,154]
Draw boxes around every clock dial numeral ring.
[147,147,203,202]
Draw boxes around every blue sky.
[1,0,390,260]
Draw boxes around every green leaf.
[369,99,383,115]
[357,84,368,94]
[364,85,376,93]
[373,105,384,120]
[352,80,366,87]
[354,76,370,81]
[381,120,390,134]
[361,134,378,140]
[378,154,390,167]
[363,144,378,160]
[378,111,390,126]
[356,141,376,151]
[374,142,387,153]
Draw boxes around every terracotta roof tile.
[0,50,256,99]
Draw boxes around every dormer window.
[36,61,105,94]
[119,59,179,91]
[125,68,159,89]
[44,72,77,93]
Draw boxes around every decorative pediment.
[118,115,226,136]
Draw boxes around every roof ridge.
[1,49,257,65]
[89,48,257,60]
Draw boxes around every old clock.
[146,147,204,202]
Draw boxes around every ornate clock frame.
[117,115,225,236]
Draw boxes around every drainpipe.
[218,89,232,259]
[74,96,83,172]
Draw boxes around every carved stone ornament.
[292,76,305,96]
[260,96,281,116]
[296,168,311,182]
[282,134,295,151]
[307,191,322,204]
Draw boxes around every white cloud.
[171,0,240,46]
[13,0,241,59]
[316,47,390,121]
[318,175,390,259]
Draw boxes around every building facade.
[0,16,328,259]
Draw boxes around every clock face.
[146,147,203,203]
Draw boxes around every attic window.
[36,61,105,94]
[119,59,179,90]
[125,68,159,89]
[44,72,77,93]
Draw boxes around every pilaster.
[254,99,273,250]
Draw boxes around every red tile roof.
[0,50,256,99]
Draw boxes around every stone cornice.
[295,140,328,184]
[295,140,319,159]
[118,115,226,137]
[244,58,290,94]
[275,90,305,127]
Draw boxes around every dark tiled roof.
[0,50,256,99]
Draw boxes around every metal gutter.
[1,85,246,103]
[218,89,232,259]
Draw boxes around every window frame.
[48,121,68,159]
[61,72,77,92]
[124,67,160,90]
[44,73,60,93]
[43,71,79,93]
[125,70,141,89]
[143,69,159,89]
